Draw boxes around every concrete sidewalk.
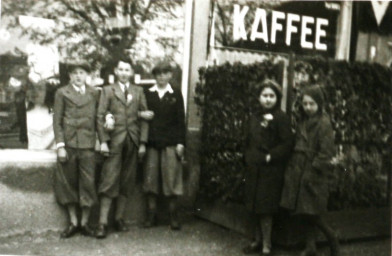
[0,217,389,256]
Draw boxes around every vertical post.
[335,1,353,60]
[184,0,211,204]
[286,52,295,117]
[181,0,194,114]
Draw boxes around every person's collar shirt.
[118,82,130,93]
[149,83,173,99]
[72,84,86,94]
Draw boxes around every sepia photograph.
[0,0,390,255]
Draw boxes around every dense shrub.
[195,58,391,210]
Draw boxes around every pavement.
[0,216,390,256]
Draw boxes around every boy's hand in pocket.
[57,147,67,162]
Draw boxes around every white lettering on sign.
[231,4,329,51]
[300,16,314,49]
[271,11,285,44]
[250,8,268,42]
[233,4,249,41]
[315,18,328,50]
[286,13,300,46]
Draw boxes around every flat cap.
[66,60,91,73]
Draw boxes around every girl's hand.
[138,143,146,159]
[266,154,271,163]
[175,144,185,159]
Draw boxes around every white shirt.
[118,82,130,93]
[72,84,86,94]
[149,83,174,99]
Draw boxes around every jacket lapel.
[113,83,127,105]
[63,84,93,107]
[126,85,137,106]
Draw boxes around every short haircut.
[152,61,172,76]
[114,57,132,68]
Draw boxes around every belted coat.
[280,113,335,215]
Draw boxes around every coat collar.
[149,83,173,99]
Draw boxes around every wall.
[0,150,145,237]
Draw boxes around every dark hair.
[301,85,325,114]
[152,60,173,76]
[114,57,133,68]
[256,79,282,108]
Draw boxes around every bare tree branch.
[59,0,101,40]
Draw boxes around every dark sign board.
[212,1,340,57]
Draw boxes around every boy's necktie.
[124,86,128,99]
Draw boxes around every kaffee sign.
[212,1,340,57]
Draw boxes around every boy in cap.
[96,57,148,238]
[140,60,186,230]
[53,61,99,238]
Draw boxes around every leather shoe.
[81,225,95,237]
[96,224,107,239]
[114,219,129,232]
[170,213,181,231]
[60,224,79,238]
[143,211,157,228]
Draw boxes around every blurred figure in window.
[25,78,59,149]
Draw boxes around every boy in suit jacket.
[96,57,148,238]
[53,61,99,238]
[140,60,186,230]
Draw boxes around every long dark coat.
[280,113,335,215]
[243,108,294,214]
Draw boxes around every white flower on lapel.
[260,114,274,128]
[264,114,273,121]
[127,93,133,103]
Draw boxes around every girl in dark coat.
[280,86,340,256]
[243,80,294,255]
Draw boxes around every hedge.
[195,57,391,210]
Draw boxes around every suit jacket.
[97,83,148,150]
[144,86,185,148]
[53,84,99,149]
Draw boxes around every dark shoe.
[80,225,95,237]
[60,224,79,238]
[170,211,181,231]
[143,211,157,228]
[114,219,129,232]
[170,219,181,230]
[242,242,261,254]
[96,224,107,239]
